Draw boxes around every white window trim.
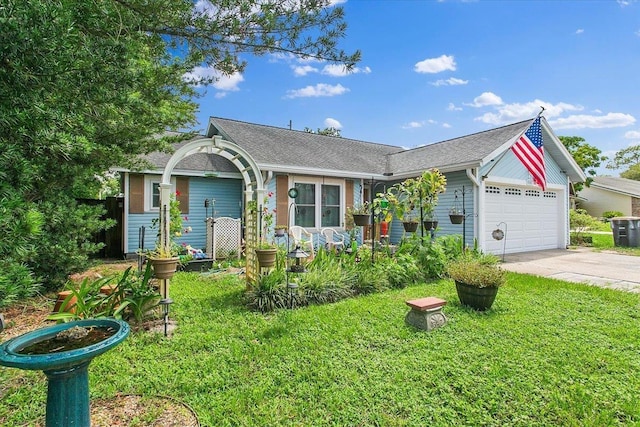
[144,175,176,212]
[291,176,345,231]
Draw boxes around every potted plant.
[446,253,505,311]
[348,202,371,226]
[253,192,278,268]
[393,170,446,233]
[402,215,419,232]
[145,192,185,279]
[372,190,396,240]
[449,207,465,224]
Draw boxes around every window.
[293,178,343,229]
[144,176,176,212]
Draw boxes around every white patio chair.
[320,228,345,252]
[288,226,315,258]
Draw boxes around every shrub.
[570,208,602,245]
[31,198,113,291]
[49,264,161,323]
[383,253,423,289]
[446,253,505,288]
[0,262,41,308]
[245,269,290,313]
[602,210,624,219]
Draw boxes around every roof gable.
[591,176,640,198]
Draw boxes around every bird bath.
[0,318,130,427]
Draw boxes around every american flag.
[511,117,546,190]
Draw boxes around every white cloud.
[474,99,583,125]
[324,117,342,129]
[466,92,503,108]
[414,54,456,74]
[636,29,640,37]
[447,102,463,111]
[292,65,319,76]
[625,130,640,139]
[617,0,634,7]
[285,83,349,98]
[183,67,244,93]
[322,64,372,77]
[442,123,452,128]
[402,121,425,129]
[549,113,636,129]
[431,77,469,87]
[575,29,584,35]
[213,72,244,91]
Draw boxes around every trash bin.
[610,217,640,247]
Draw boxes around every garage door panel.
[484,184,562,254]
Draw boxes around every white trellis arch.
[159,135,265,292]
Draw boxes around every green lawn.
[2,272,639,426]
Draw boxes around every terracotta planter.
[149,257,180,279]
[353,214,371,226]
[403,221,418,232]
[455,281,499,311]
[53,291,77,313]
[255,248,277,268]
[449,214,464,224]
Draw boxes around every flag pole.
[482,106,546,180]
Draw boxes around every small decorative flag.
[511,117,546,190]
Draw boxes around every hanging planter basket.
[449,214,465,224]
[149,257,180,279]
[403,221,418,232]
[423,220,438,231]
[255,248,277,268]
[353,214,371,226]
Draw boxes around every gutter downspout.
[466,168,481,249]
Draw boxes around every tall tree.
[1,0,359,288]
[607,144,640,179]
[303,127,342,137]
[558,136,606,191]
[620,163,640,181]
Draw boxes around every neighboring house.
[114,116,584,257]
[578,176,640,218]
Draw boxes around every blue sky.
[189,0,640,176]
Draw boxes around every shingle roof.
[207,117,534,178]
[388,120,531,176]
[591,176,640,198]
[207,117,402,176]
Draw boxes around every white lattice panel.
[206,217,241,259]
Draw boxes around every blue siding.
[127,176,242,253]
[433,171,475,245]
[481,150,565,185]
[384,172,474,245]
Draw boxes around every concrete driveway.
[500,247,640,293]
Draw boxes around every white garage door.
[484,184,563,254]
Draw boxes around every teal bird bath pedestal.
[0,318,130,427]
